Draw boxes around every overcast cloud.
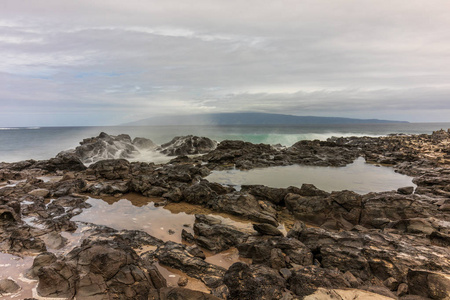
[1,0,449,126]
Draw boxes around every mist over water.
[0,123,449,163]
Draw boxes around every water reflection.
[206,157,416,194]
[72,197,195,243]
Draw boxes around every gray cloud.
[1,0,449,126]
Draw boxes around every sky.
[1,0,450,126]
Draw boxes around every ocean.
[1,123,450,163]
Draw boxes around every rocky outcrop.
[155,241,226,288]
[202,140,281,170]
[36,151,87,172]
[237,236,313,268]
[292,226,450,285]
[193,214,250,252]
[287,139,361,167]
[34,238,166,299]
[285,189,362,230]
[287,266,354,297]
[54,132,158,166]
[87,158,131,180]
[71,132,140,164]
[160,135,217,156]
[224,262,287,300]
[209,193,279,226]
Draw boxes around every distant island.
[122,112,408,126]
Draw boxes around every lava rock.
[160,135,217,156]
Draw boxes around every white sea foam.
[128,149,172,164]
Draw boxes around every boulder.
[224,262,286,300]
[37,261,78,298]
[193,214,250,252]
[44,151,87,171]
[0,279,21,295]
[253,223,283,236]
[288,266,352,297]
[398,186,415,195]
[0,205,20,225]
[156,241,226,288]
[7,226,47,254]
[132,137,156,149]
[240,185,289,205]
[407,269,450,299]
[88,159,131,180]
[26,251,58,279]
[210,193,278,226]
[285,190,362,230]
[28,188,50,198]
[160,135,217,156]
[182,181,219,205]
[50,178,87,197]
[237,236,313,267]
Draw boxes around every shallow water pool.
[206,157,415,194]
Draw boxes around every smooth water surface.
[72,196,255,243]
[206,157,415,194]
[72,197,195,243]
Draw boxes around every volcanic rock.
[210,192,278,226]
[160,135,217,156]
[0,278,21,295]
[35,238,166,299]
[156,241,226,288]
[407,269,450,299]
[193,214,250,252]
[224,262,286,300]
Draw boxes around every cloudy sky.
[1,0,450,126]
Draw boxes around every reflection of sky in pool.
[206,157,416,194]
[72,197,255,243]
[72,198,195,243]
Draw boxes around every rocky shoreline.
[1,130,449,299]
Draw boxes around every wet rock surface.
[0,129,449,299]
[159,135,217,156]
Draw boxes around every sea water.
[1,123,449,163]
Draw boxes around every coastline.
[0,129,449,299]
[2,122,450,163]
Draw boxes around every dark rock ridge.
[0,129,449,299]
[159,135,217,156]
